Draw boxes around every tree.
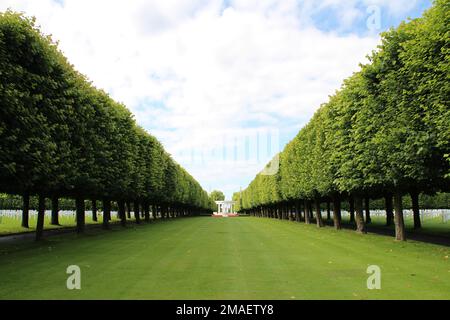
[0,11,213,240]
[236,0,449,241]
[210,190,225,202]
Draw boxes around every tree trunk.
[300,203,305,222]
[304,200,311,225]
[126,201,132,219]
[76,197,85,234]
[364,197,371,224]
[300,202,305,221]
[92,199,98,222]
[349,197,355,223]
[144,202,150,222]
[134,201,141,224]
[153,205,158,220]
[315,198,324,227]
[332,197,342,230]
[385,194,394,226]
[295,203,301,222]
[106,202,112,221]
[51,195,59,225]
[354,196,366,234]
[326,201,331,221]
[35,194,46,241]
[394,192,406,241]
[411,191,421,229]
[22,192,30,228]
[102,199,111,229]
[118,200,126,226]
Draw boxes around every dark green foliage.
[238,1,449,225]
[0,11,211,215]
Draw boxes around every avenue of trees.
[0,11,214,240]
[234,0,449,241]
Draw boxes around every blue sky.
[0,0,434,199]
[309,0,432,36]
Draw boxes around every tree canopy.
[237,0,449,240]
[0,11,212,213]
[209,190,225,202]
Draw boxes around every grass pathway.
[0,217,448,299]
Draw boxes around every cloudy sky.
[0,0,432,199]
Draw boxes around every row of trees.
[0,11,214,239]
[233,0,449,241]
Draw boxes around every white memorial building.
[214,201,237,217]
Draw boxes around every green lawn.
[0,217,449,300]
[0,213,121,235]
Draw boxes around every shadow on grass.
[241,215,450,246]
[0,218,169,245]
[319,218,450,247]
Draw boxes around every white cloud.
[2,0,412,198]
